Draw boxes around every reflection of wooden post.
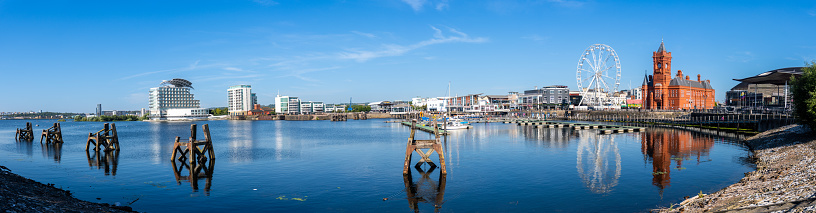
[171,158,215,192]
[403,165,446,212]
[403,119,447,175]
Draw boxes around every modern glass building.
[148,79,202,120]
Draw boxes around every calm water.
[0,119,753,212]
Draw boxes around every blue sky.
[1,0,815,113]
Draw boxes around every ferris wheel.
[576,44,621,106]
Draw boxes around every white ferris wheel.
[576,44,621,106]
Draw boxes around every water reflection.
[15,140,33,157]
[228,121,253,163]
[521,127,574,149]
[403,165,446,213]
[640,128,714,192]
[86,150,120,176]
[41,143,62,162]
[576,133,621,194]
[171,160,215,194]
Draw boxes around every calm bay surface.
[0,119,753,212]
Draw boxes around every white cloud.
[435,0,449,11]
[401,0,427,11]
[252,0,278,6]
[338,26,487,62]
[726,51,754,63]
[119,60,206,80]
[351,31,377,38]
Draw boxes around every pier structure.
[85,123,120,151]
[330,114,347,121]
[40,123,64,144]
[403,120,447,175]
[171,124,215,165]
[15,122,34,141]
[568,111,795,134]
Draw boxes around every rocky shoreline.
[0,165,135,213]
[657,124,816,212]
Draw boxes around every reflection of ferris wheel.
[576,134,621,194]
[576,44,621,106]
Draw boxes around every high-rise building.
[148,78,204,120]
[96,104,102,116]
[228,85,253,116]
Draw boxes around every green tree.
[791,60,816,130]
[349,105,371,112]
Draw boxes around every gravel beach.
[657,124,816,212]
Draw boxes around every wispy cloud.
[252,0,278,6]
[279,66,341,82]
[338,26,487,62]
[435,0,449,11]
[401,0,427,11]
[808,9,816,16]
[547,0,585,8]
[522,34,549,43]
[119,60,206,80]
[193,74,264,83]
[351,31,377,38]
[726,51,754,63]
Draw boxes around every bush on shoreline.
[791,60,816,131]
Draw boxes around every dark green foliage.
[74,115,146,122]
[791,61,816,130]
[209,107,229,116]
[349,105,371,112]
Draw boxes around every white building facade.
[228,85,254,116]
[148,79,204,120]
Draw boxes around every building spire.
[657,39,666,52]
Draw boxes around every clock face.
[658,63,662,68]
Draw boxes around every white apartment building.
[228,85,255,116]
[148,79,204,120]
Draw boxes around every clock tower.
[652,41,672,86]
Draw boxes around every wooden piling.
[85,123,120,151]
[403,120,447,175]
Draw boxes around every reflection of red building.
[641,128,714,191]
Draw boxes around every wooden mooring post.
[403,120,447,175]
[171,124,216,165]
[15,122,34,141]
[40,123,64,144]
[85,123,120,151]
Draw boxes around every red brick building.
[642,41,715,110]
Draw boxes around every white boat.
[438,118,470,130]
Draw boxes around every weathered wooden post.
[171,124,215,165]
[40,123,64,144]
[403,120,447,175]
[85,123,120,151]
[15,122,34,141]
